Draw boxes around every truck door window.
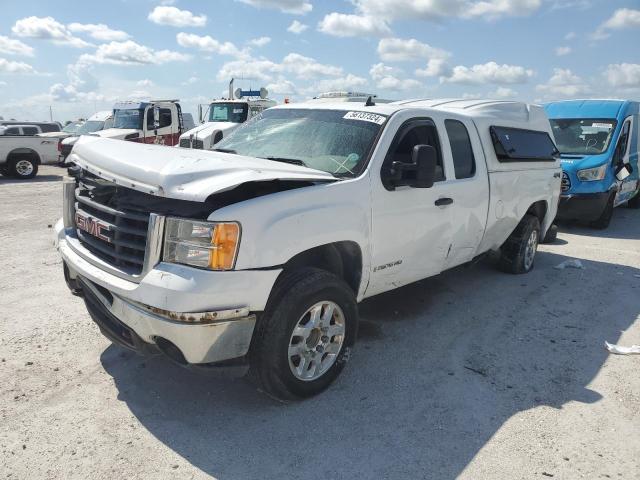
[6,127,20,135]
[384,120,445,183]
[23,126,39,135]
[159,108,172,128]
[613,119,631,165]
[445,120,476,179]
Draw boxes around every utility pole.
[49,106,53,122]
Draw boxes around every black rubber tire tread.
[541,223,558,244]
[627,192,640,209]
[249,267,358,401]
[9,158,38,179]
[590,192,615,229]
[498,214,540,274]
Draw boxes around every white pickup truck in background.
[55,98,561,400]
[0,134,58,178]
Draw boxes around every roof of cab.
[274,98,545,123]
[543,99,635,120]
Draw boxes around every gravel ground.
[1,165,639,480]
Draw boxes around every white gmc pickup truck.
[55,99,561,400]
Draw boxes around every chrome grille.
[561,172,571,193]
[75,177,150,274]
[178,138,204,149]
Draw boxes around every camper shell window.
[491,126,558,162]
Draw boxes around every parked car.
[0,135,58,178]
[0,124,43,136]
[91,100,188,146]
[59,111,114,164]
[545,100,640,228]
[55,98,560,400]
[0,121,61,133]
[178,82,275,150]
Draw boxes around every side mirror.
[153,106,160,131]
[197,104,203,123]
[385,144,437,189]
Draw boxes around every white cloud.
[564,31,576,40]
[535,68,589,97]
[370,62,421,91]
[176,33,246,57]
[318,13,391,37]
[444,62,534,84]
[182,76,199,85]
[593,8,640,39]
[377,38,450,62]
[237,0,312,14]
[148,6,207,27]
[311,74,368,93]
[248,36,271,47]
[217,53,344,83]
[492,86,517,98]
[266,78,298,95]
[0,57,36,74]
[0,36,34,56]
[287,20,309,34]
[555,46,571,56]
[67,23,130,41]
[282,53,343,79]
[12,16,91,48]
[79,40,191,66]
[350,0,541,22]
[136,79,154,87]
[603,63,640,89]
[415,59,450,77]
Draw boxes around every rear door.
[438,117,490,269]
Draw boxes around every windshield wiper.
[262,156,308,167]
[212,148,237,154]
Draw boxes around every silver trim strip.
[62,177,76,228]
[142,213,165,275]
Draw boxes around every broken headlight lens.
[163,218,240,270]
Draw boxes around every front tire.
[250,268,358,401]
[9,158,38,179]
[498,214,540,274]
[590,192,615,229]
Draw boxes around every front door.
[367,113,455,297]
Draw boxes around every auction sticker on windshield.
[343,111,387,125]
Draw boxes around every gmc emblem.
[75,212,111,243]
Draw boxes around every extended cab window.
[23,126,38,135]
[445,120,475,179]
[491,126,558,162]
[384,120,445,182]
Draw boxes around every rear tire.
[498,214,540,274]
[249,267,358,401]
[590,192,615,229]
[9,158,38,179]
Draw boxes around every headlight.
[577,164,607,182]
[163,218,240,270]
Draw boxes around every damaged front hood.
[70,136,337,202]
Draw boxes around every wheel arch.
[7,148,41,164]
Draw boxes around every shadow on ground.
[0,174,63,184]
[557,205,640,240]
[100,250,639,479]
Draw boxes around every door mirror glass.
[153,106,160,130]
[388,144,437,189]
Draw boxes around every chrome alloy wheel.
[15,160,34,177]
[524,229,538,271]
[288,301,345,381]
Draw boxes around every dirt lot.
[1,165,639,480]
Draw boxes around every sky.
[0,0,639,123]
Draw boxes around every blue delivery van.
[545,100,640,229]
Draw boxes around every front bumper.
[556,191,612,222]
[55,219,281,365]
